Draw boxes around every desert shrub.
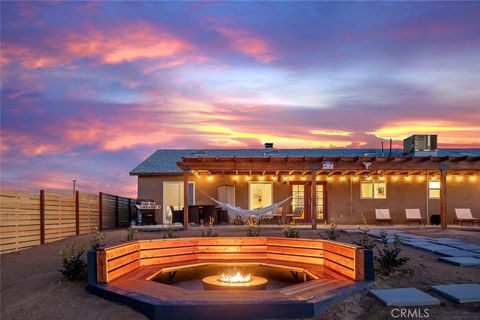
[325,219,338,240]
[59,242,87,280]
[202,217,218,237]
[246,217,260,237]
[283,222,299,238]
[354,216,377,249]
[163,218,177,239]
[90,226,105,250]
[375,232,409,274]
[126,226,137,241]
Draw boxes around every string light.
[469,175,477,182]
[392,176,398,182]
[456,175,463,182]
[417,175,424,182]
[352,176,359,181]
[405,176,411,182]
[301,176,306,181]
[246,176,251,181]
[340,176,346,181]
[233,175,239,181]
[259,175,264,181]
[207,175,213,181]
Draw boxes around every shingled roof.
[130,148,480,175]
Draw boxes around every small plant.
[163,217,177,239]
[283,222,299,238]
[325,219,338,240]
[90,226,105,250]
[126,226,137,241]
[202,217,218,237]
[375,232,409,274]
[246,217,260,237]
[59,242,87,280]
[354,215,377,250]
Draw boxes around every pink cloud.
[209,24,277,63]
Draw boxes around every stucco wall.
[137,174,480,225]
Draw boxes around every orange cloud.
[211,25,276,63]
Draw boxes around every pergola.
[177,155,480,230]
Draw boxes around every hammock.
[197,187,292,222]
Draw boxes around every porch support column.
[183,170,189,231]
[440,168,447,230]
[311,170,317,230]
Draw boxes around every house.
[130,136,480,229]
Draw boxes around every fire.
[218,272,252,283]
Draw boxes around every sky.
[1,1,480,197]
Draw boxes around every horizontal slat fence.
[0,189,135,254]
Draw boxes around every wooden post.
[115,195,119,228]
[311,170,317,230]
[75,191,80,236]
[183,170,189,231]
[99,192,103,231]
[40,190,45,244]
[440,169,447,230]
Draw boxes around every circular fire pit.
[202,272,268,290]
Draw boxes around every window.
[360,179,386,199]
[429,181,440,199]
[291,184,305,219]
[248,181,273,209]
[163,181,195,224]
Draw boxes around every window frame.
[428,180,441,199]
[360,179,387,199]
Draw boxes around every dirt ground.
[1,227,479,320]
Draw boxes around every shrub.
[126,226,137,241]
[283,222,299,238]
[353,216,377,250]
[246,217,260,237]
[163,218,177,239]
[59,242,87,280]
[90,226,105,250]
[375,232,409,274]
[202,216,218,237]
[325,219,338,240]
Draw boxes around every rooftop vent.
[264,142,274,149]
[403,135,438,156]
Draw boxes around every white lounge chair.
[454,208,480,226]
[375,209,393,225]
[405,209,425,225]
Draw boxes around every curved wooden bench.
[96,237,368,283]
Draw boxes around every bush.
[59,242,87,280]
[353,216,377,250]
[202,217,218,237]
[325,219,338,240]
[283,222,299,238]
[126,226,137,241]
[375,232,409,274]
[163,218,177,239]
[246,217,260,237]
[90,226,105,250]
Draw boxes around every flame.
[218,272,252,283]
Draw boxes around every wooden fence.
[0,190,135,254]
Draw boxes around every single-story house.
[130,135,480,229]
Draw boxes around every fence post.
[128,198,131,225]
[75,191,80,236]
[40,190,45,244]
[99,192,103,231]
[115,195,119,228]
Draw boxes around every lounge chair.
[454,208,480,226]
[375,209,393,225]
[405,209,426,225]
[285,207,303,224]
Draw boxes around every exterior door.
[290,181,327,223]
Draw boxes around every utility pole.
[73,179,77,195]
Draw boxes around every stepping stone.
[369,288,440,306]
[431,283,480,303]
[428,239,464,245]
[416,244,451,252]
[447,244,480,251]
[439,257,480,267]
[433,248,480,257]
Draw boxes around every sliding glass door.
[162,181,195,224]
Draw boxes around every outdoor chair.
[454,208,480,226]
[405,209,426,225]
[375,209,393,225]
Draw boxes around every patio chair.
[375,209,393,225]
[454,208,480,226]
[405,209,425,225]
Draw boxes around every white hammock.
[205,193,292,223]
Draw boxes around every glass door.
[290,181,326,223]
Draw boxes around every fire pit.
[202,271,268,290]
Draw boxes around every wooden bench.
[96,237,368,283]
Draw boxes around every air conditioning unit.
[403,135,438,155]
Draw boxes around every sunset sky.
[1,1,480,197]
